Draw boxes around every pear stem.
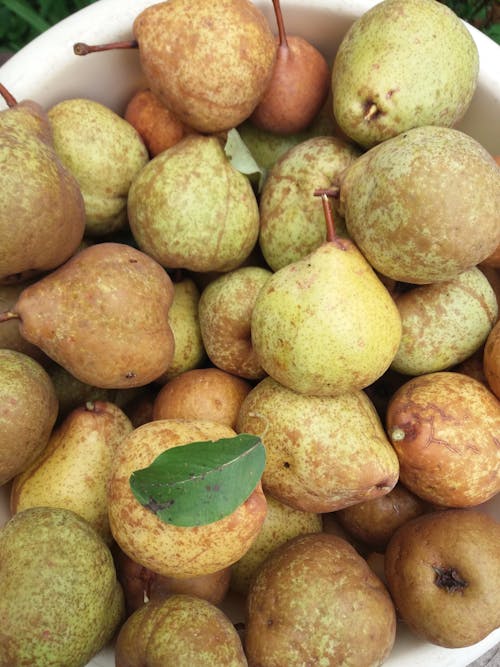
[0,83,18,108]
[318,193,336,243]
[0,311,20,323]
[272,0,288,50]
[73,40,139,56]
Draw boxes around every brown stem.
[0,311,20,323]
[0,83,18,108]
[316,193,336,243]
[313,187,340,199]
[73,40,139,56]
[272,0,288,49]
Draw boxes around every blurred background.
[0,0,499,53]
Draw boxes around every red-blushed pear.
[251,193,402,397]
[0,243,175,389]
[250,0,330,135]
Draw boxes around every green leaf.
[224,127,267,193]
[129,434,266,527]
[0,0,50,33]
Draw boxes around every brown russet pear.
[74,0,276,134]
[251,194,402,396]
[386,372,500,507]
[250,0,330,134]
[0,84,85,285]
[245,532,396,666]
[484,319,500,399]
[385,509,500,648]
[0,243,175,389]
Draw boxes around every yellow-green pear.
[0,349,58,486]
[237,376,399,513]
[48,98,149,236]
[128,135,260,273]
[259,136,361,271]
[0,506,124,667]
[391,267,498,375]
[251,196,402,396]
[11,400,133,543]
[332,0,479,147]
[156,277,206,383]
[231,494,322,595]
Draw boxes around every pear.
[484,319,500,399]
[236,376,399,512]
[0,506,124,667]
[391,267,498,375]
[245,532,396,667]
[230,493,322,595]
[48,98,149,236]
[337,125,500,284]
[0,283,49,365]
[198,266,272,379]
[0,349,58,485]
[131,0,276,133]
[153,367,251,429]
[128,135,260,273]
[386,371,500,507]
[155,277,206,383]
[124,88,194,158]
[259,135,361,271]
[49,363,116,420]
[115,595,247,667]
[0,242,175,389]
[0,84,85,284]
[385,509,500,648]
[114,546,231,615]
[331,0,479,147]
[108,419,267,578]
[250,0,330,135]
[11,400,133,544]
[251,195,402,396]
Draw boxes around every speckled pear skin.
[338,126,500,284]
[156,278,205,383]
[0,506,124,667]
[245,532,396,667]
[331,0,479,148]
[107,419,267,578]
[115,594,247,667]
[391,267,498,375]
[128,135,260,273]
[13,242,175,389]
[0,349,58,485]
[0,102,86,285]
[48,98,149,237]
[251,239,402,397]
[133,0,276,133]
[231,494,322,595]
[11,401,133,544]
[386,372,500,507]
[198,266,272,380]
[236,376,399,513]
[259,136,362,271]
[384,510,500,648]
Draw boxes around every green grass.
[0,0,498,52]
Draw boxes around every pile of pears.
[1,0,500,665]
